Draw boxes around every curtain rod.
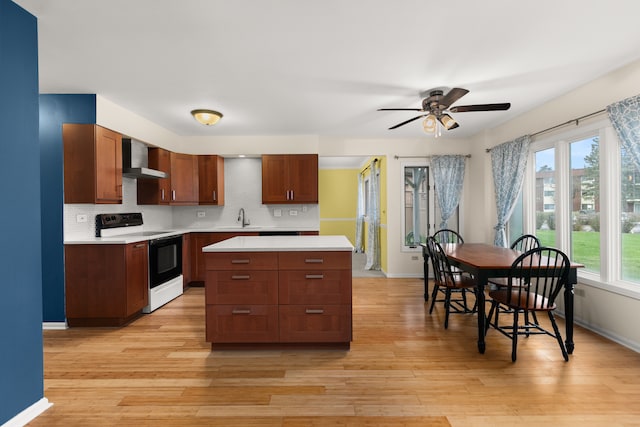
[360,157,379,173]
[485,108,607,152]
[394,154,471,159]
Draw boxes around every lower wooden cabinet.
[65,242,148,327]
[205,250,352,345]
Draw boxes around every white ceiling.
[15,0,640,139]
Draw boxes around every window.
[523,118,640,296]
[621,146,640,282]
[570,136,600,273]
[535,147,556,247]
[403,165,429,247]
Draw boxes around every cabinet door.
[198,155,225,205]
[137,148,171,205]
[261,155,289,203]
[289,154,318,203]
[206,305,279,343]
[191,233,236,283]
[94,126,123,203]
[170,152,198,204]
[63,124,122,204]
[279,305,351,343]
[125,241,149,316]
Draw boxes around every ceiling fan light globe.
[440,114,457,130]
[423,115,437,133]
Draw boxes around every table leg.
[476,278,486,354]
[564,282,575,354]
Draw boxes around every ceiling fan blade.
[449,103,511,113]
[378,108,423,111]
[388,114,427,130]
[440,87,469,108]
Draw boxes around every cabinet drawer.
[206,305,278,343]
[279,305,351,343]
[279,270,351,305]
[278,251,351,270]
[205,270,278,305]
[206,252,278,271]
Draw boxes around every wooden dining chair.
[488,234,541,289]
[486,246,571,362]
[421,228,465,302]
[432,228,464,245]
[430,228,476,310]
[427,236,478,329]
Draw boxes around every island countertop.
[202,235,354,252]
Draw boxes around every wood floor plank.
[29,277,640,426]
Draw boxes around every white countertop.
[202,235,354,252]
[64,226,320,245]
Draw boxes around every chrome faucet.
[237,208,250,227]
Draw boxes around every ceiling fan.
[378,87,510,132]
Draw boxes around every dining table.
[442,242,583,354]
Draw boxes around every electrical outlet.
[574,288,586,297]
[411,255,419,261]
[274,209,282,217]
[289,209,298,216]
[76,214,87,223]
[197,211,206,218]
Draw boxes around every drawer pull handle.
[305,274,324,279]
[232,309,251,315]
[231,259,250,264]
[134,243,146,248]
[231,275,251,280]
[305,309,324,314]
[305,259,324,264]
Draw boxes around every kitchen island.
[203,235,353,348]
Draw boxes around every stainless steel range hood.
[122,139,168,179]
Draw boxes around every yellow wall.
[318,168,359,245]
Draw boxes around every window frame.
[400,161,433,252]
[523,117,640,300]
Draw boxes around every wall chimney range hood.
[122,138,168,179]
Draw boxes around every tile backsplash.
[64,155,319,239]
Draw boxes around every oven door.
[148,235,183,289]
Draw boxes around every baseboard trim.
[42,322,68,330]
[1,398,52,427]
[385,273,422,279]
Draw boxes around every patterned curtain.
[431,155,466,230]
[365,160,381,270]
[354,172,365,253]
[607,94,640,172]
[491,135,531,247]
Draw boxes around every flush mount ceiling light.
[190,109,223,126]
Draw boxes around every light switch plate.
[197,211,206,218]
[289,210,298,216]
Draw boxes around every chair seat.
[445,274,478,290]
[488,289,556,311]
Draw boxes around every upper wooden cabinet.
[138,148,198,205]
[63,124,122,204]
[169,152,198,204]
[198,155,225,205]
[261,154,318,204]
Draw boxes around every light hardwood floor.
[31,278,640,426]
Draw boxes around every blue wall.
[40,94,96,322]
[0,0,44,423]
